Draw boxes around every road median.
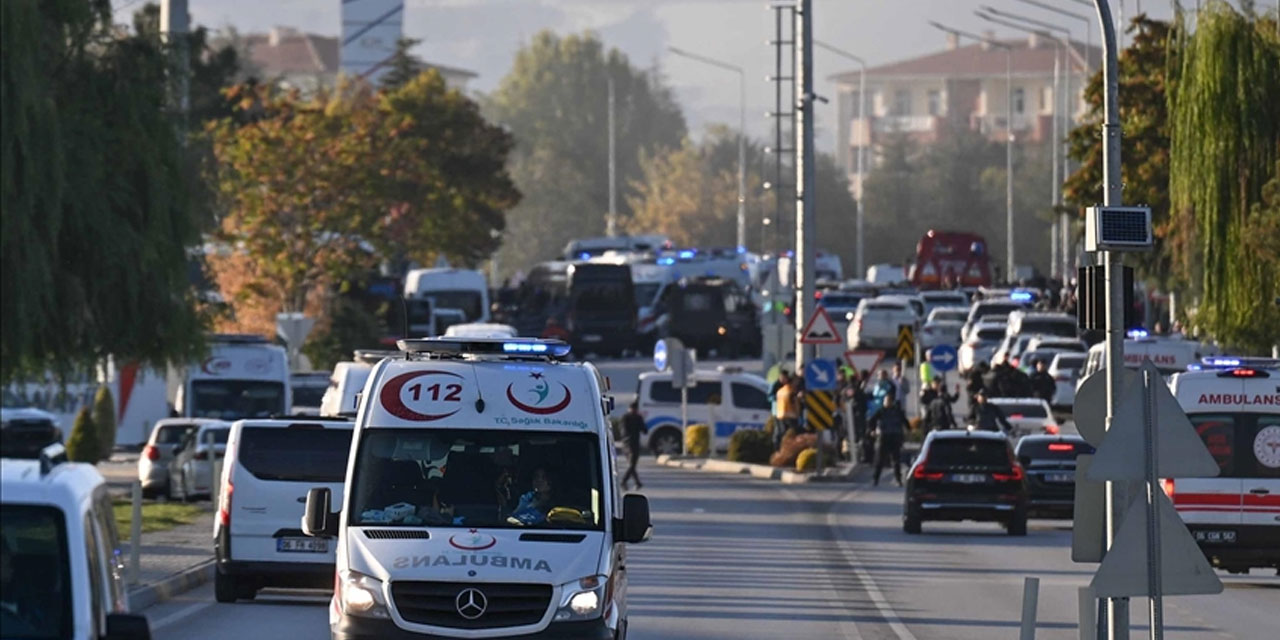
[655,454,858,483]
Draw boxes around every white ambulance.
[1168,357,1280,574]
[301,338,651,640]
[173,334,291,420]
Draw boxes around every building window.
[927,89,942,116]
[1012,87,1026,115]
[891,89,911,116]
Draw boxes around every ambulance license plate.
[1045,473,1073,483]
[950,474,987,484]
[278,537,328,553]
[1193,530,1236,544]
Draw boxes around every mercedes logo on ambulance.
[455,587,488,620]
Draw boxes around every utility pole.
[607,75,617,238]
[794,0,816,373]
[1094,1,1129,637]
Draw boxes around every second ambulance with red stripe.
[1168,357,1280,575]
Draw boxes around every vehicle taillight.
[1048,443,1073,452]
[1161,478,1175,498]
[912,455,943,481]
[218,480,233,527]
[144,445,159,461]
[194,450,208,461]
[992,465,1025,482]
[1044,424,1060,435]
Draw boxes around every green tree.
[1,0,206,383]
[1064,15,1180,287]
[485,31,686,272]
[65,407,100,464]
[91,386,117,462]
[1168,2,1280,350]
[381,38,426,90]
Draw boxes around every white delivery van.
[302,338,651,640]
[635,368,771,455]
[320,351,399,418]
[215,417,355,602]
[0,445,150,640]
[404,268,491,324]
[173,334,291,421]
[1167,357,1280,574]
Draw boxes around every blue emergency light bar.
[398,338,572,359]
[677,249,696,259]
[1010,290,1034,302]
[656,257,675,266]
[1127,328,1149,339]
[1196,356,1280,370]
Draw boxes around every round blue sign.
[653,340,668,371]
[928,345,959,372]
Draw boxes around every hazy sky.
[159,0,1182,150]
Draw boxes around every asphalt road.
[140,458,1276,640]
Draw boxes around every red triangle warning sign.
[800,307,844,344]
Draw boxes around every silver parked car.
[167,422,231,501]
[139,418,225,499]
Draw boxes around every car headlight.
[340,570,390,619]
[554,574,608,621]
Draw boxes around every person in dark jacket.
[1029,359,1056,403]
[868,394,908,486]
[968,391,1013,433]
[620,402,647,490]
[966,361,989,405]
[921,378,960,433]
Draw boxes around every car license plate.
[1045,472,1074,483]
[277,537,328,553]
[950,473,987,484]
[581,334,603,342]
[1193,530,1237,544]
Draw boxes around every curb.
[128,559,215,612]
[656,455,859,484]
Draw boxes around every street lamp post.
[928,22,1015,282]
[669,46,748,253]
[815,40,868,280]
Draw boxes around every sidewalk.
[123,507,216,611]
[656,454,859,483]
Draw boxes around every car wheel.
[650,428,683,456]
[214,571,239,603]
[1007,510,1028,536]
[903,505,922,534]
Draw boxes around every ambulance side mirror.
[616,494,652,544]
[302,487,338,538]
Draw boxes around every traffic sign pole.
[1142,368,1163,639]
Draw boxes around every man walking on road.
[774,376,800,449]
[621,402,647,490]
[1029,359,1056,403]
[969,391,1013,434]
[868,393,908,486]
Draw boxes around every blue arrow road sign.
[928,345,959,372]
[804,359,839,391]
[653,340,668,371]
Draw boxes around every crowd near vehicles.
[903,430,1029,535]
[1014,434,1094,519]
[635,366,771,455]
[1168,357,1280,575]
[0,445,152,640]
[215,417,355,603]
[299,337,651,640]
[138,417,225,499]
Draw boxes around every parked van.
[636,367,770,455]
[172,334,291,421]
[301,338,651,639]
[404,268,490,324]
[320,351,396,418]
[215,417,355,602]
[1167,357,1280,574]
[1,445,151,640]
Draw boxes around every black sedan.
[1014,434,1095,519]
[903,430,1029,535]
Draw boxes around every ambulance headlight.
[554,574,608,621]
[340,570,389,618]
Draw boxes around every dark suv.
[1014,434,1094,519]
[904,430,1029,535]
[0,408,63,459]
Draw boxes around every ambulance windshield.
[348,428,604,530]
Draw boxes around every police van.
[0,445,151,639]
[301,338,651,640]
[1168,357,1280,574]
[635,367,770,455]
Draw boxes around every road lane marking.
[149,599,213,631]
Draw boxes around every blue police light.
[503,342,548,354]
[656,257,675,266]
[1010,290,1033,302]
[578,252,591,260]
[399,338,571,358]
[1127,328,1149,339]
[677,249,696,260]
[736,245,746,254]
[1205,357,1241,367]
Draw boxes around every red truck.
[909,230,992,289]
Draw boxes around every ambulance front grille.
[390,581,552,629]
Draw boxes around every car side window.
[83,518,104,636]
[731,383,769,411]
[1190,414,1236,477]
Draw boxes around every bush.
[91,386,116,461]
[727,429,773,464]
[65,407,100,463]
[684,424,710,457]
[770,431,816,468]
[796,447,819,471]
